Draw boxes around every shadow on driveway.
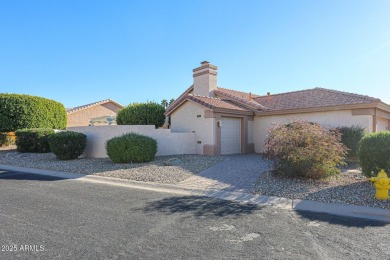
[142,195,260,218]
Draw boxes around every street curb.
[0,164,203,196]
[1,164,389,223]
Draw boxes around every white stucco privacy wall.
[253,110,372,153]
[170,101,215,154]
[68,125,196,158]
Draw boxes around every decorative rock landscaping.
[253,161,390,210]
[0,150,224,184]
[1,149,389,210]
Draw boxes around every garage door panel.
[221,117,241,155]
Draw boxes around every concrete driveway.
[178,154,272,192]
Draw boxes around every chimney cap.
[201,61,210,65]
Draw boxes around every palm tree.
[169,98,175,106]
[161,99,168,109]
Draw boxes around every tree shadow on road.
[142,195,260,218]
[0,171,66,181]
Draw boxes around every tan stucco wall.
[193,73,217,97]
[247,120,254,144]
[67,103,122,127]
[253,110,373,153]
[68,125,196,158]
[170,101,215,154]
[377,117,389,131]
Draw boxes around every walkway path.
[178,154,272,193]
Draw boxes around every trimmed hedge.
[48,131,87,160]
[338,126,366,158]
[265,121,347,179]
[359,131,390,177]
[106,133,157,163]
[15,128,55,153]
[0,93,67,132]
[116,102,165,128]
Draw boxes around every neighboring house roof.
[166,86,388,116]
[66,99,124,114]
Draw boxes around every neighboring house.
[165,61,390,156]
[66,99,124,127]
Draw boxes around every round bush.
[0,93,67,132]
[264,121,347,179]
[106,133,157,163]
[359,131,390,177]
[338,125,366,158]
[116,102,165,128]
[48,131,87,160]
[15,128,55,153]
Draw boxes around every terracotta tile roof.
[253,88,380,111]
[66,99,124,114]
[165,85,384,116]
[165,85,194,115]
[216,87,260,99]
[214,88,267,110]
[187,94,251,112]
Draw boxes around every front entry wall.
[171,101,215,155]
[204,111,255,156]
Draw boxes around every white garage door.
[221,117,241,155]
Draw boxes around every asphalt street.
[0,169,389,260]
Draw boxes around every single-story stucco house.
[165,61,390,156]
[66,99,124,127]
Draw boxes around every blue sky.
[1,0,390,108]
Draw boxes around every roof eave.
[255,102,380,116]
[213,108,254,115]
[377,101,390,113]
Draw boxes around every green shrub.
[15,128,55,153]
[0,133,6,146]
[47,131,87,160]
[116,102,165,128]
[106,133,157,163]
[359,131,390,177]
[0,93,67,132]
[264,121,347,179]
[337,126,366,158]
[5,135,15,146]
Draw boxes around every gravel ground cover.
[254,161,390,209]
[0,150,224,184]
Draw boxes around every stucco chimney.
[193,61,218,97]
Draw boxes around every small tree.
[116,102,165,128]
[264,121,347,179]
